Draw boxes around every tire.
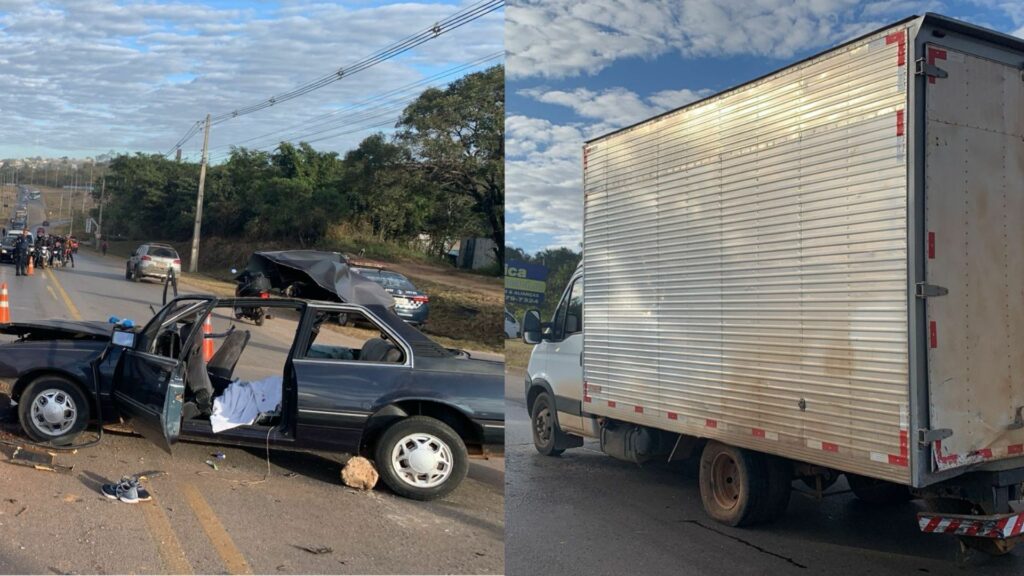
[132,265,141,282]
[254,309,265,326]
[125,264,132,280]
[530,392,564,457]
[18,376,90,446]
[698,441,780,527]
[374,416,469,501]
[847,474,913,505]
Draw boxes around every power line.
[165,0,502,156]
[206,52,502,155]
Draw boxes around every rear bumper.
[918,511,1024,539]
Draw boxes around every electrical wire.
[165,0,503,157]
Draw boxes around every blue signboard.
[505,260,548,306]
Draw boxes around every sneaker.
[100,476,150,504]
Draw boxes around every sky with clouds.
[505,0,1024,254]
[0,0,503,162]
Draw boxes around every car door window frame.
[550,274,583,342]
[294,304,413,368]
[136,297,214,358]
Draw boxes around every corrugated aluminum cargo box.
[581,14,1024,487]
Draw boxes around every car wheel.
[374,416,469,501]
[698,441,786,527]
[254,309,265,326]
[132,264,141,282]
[530,392,564,456]
[125,264,132,280]
[18,376,90,446]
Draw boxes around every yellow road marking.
[140,492,195,575]
[46,267,194,573]
[43,268,81,321]
[182,482,252,574]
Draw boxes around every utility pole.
[189,114,211,273]
[97,176,105,247]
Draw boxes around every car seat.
[208,329,250,381]
[183,332,216,418]
[360,338,402,363]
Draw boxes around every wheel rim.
[30,388,77,436]
[391,432,454,489]
[534,406,553,445]
[710,452,742,511]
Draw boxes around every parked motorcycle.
[232,268,272,325]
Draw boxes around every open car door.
[112,296,216,453]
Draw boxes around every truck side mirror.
[522,309,543,345]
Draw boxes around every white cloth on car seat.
[210,375,283,433]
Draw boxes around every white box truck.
[522,13,1024,554]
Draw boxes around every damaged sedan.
[0,295,504,501]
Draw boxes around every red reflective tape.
[634,405,644,414]
[607,400,616,408]
[1009,444,1024,455]
[896,110,905,136]
[705,419,718,428]
[583,395,591,403]
[965,524,980,536]
[1011,514,1024,536]
[996,516,1012,533]
[822,442,839,453]
[971,448,993,459]
[928,231,935,258]
[752,428,765,438]
[900,430,909,456]
[930,321,937,348]
[924,516,943,532]
[885,31,906,66]
[667,411,678,420]
[929,47,947,61]
[888,454,909,467]
[945,520,962,533]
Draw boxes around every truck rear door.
[924,43,1024,473]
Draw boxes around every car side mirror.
[111,328,136,348]
[522,309,543,345]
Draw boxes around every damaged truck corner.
[522,12,1024,555]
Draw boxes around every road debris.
[340,456,378,490]
[293,545,333,555]
[205,459,219,470]
[15,506,27,517]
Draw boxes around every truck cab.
[523,264,588,453]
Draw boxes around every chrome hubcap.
[30,389,77,436]
[391,433,453,489]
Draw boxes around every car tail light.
[141,255,152,261]
[173,259,181,265]
[260,292,270,299]
[411,295,429,303]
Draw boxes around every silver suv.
[126,243,181,282]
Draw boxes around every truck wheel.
[755,454,793,524]
[530,392,564,457]
[699,441,777,526]
[18,376,90,446]
[847,474,912,505]
[374,416,469,501]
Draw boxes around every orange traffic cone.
[26,255,33,276]
[202,314,215,361]
[0,283,9,324]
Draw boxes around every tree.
[398,65,504,263]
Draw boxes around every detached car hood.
[0,320,114,340]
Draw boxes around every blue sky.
[0,0,501,161]
[505,0,1024,254]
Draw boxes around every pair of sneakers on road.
[101,476,152,504]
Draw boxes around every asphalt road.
[504,370,1024,576]
[0,195,504,574]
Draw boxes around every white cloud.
[506,86,708,251]
[0,1,504,160]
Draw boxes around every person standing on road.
[13,233,27,276]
